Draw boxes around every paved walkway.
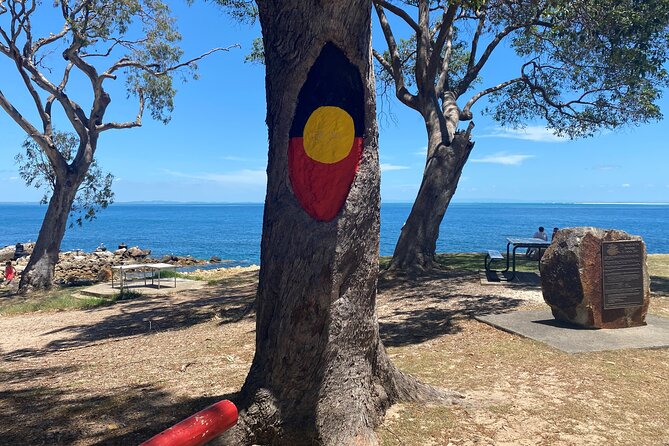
[81,278,207,297]
[476,310,669,353]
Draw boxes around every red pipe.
[140,400,238,446]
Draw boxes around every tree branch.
[98,91,145,132]
[20,58,89,137]
[457,15,552,96]
[104,45,240,78]
[373,3,419,110]
[0,88,68,173]
[461,77,523,119]
[31,23,69,54]
[428,2,458,82]
[415,0,431,93]
[373,48,393,75]
[373,0,421,34]
[466,9,486,75]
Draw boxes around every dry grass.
[0,258,668,445]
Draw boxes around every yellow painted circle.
[303,106,355,164]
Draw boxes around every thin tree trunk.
[18,173,82,292]
[388,127,474,273]
[218,2,460,445]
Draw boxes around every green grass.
[380,252,541,273]
[648,254,669,294]
[150,269,183,279]
[0,287,143,316]
[2,254,667,317]
[382,253,669,291]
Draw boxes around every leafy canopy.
[374,0,669,137]
[15,132,114,227]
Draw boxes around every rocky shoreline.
[1,243,212,285]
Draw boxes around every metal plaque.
[602,241,645,310]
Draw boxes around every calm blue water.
[1,203,667,264]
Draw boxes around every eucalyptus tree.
[373,0,669,272]
[218,1,459,444]
[16,131,114,227]
[0,0,233,291]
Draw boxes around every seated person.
[1,261,17,286]
[526,226,548,259]
[533,226,548,241]
[13,242,26,260]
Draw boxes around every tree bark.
[388,129,474,273]
[18,171,84,292]
[218,2,459,445]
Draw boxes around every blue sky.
[1,2,667,204]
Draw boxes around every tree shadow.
[0,372,239,446]
[481,270,544,289]
[378,268,526,347]
[2,281,256,361]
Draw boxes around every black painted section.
[289,43,365,138]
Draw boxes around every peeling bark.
[216,2,461,445]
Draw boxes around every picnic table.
[485,237,552,281]
[111,263,177,290]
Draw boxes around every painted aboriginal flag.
[288,43,365,222]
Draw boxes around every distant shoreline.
[1,201,668,206]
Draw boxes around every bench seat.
[484,249,504,271]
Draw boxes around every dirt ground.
[1,266,668,445]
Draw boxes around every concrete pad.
[80,278,207,297]
[475,310,669,354]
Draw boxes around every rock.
[114,248,127,256]
[93,250,113,258]
[210,256,222,263]
[97,268,112,282]
[0,242,34,262]
[540,227,650,329]
[126,246,150,258]
[159,254,205,266]
[0,245,14,262]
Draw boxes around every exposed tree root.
[216,344,464,446]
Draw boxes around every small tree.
[0,0,234,291]
[16,131,114,227]
[373,0,669,272]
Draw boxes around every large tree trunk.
[219,2,458,445]
[18,172,82,292]
[388,117,474,274]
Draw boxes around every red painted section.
[140,400,238,446]
[288,136,364,221]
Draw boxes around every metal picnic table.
[111,263,177,290]
[504,237,552,281]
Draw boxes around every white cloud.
[163,169,267,186]
[592,165,619,171]
[470,152,535,166]
[220,155,260,162]
[380,163,410,172]
[415,147,427,156]
[621,183,631,188]
[480,125,567,143]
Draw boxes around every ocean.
[1,203,667,265]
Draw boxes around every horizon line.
[1,200,668,206]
